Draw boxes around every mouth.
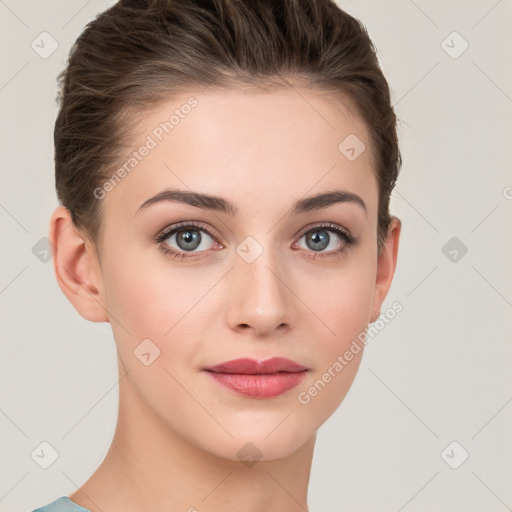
[203,357,308,398]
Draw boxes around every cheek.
[102,244,202,338]
[101,255,202,400]
[291,254,375,412]
[101,245,221,382]
[297,256,376,355]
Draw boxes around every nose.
[225,249,297,337]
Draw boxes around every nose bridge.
[227,235,295,333]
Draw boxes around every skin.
[49,85,400,512]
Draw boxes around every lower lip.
[205,371,308,398]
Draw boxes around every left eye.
[295,227,348,253]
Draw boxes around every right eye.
[154,221,223,260]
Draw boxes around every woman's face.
[93,86,392,461]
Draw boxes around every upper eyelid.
[156,221,219,241]
[296,221,351,237]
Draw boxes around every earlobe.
[49,206,109,323]
[370,216,401,322]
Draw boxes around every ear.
[370,216,401,323]
[49,206,109,323]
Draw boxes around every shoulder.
[30,496,92,512]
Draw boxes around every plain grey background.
[1,1,511,511]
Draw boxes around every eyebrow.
[136,188,367,217]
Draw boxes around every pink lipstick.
[203,357,308,398]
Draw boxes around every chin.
[194,424,315,464]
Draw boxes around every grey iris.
[306,230,329,251]
[176,229,202,251]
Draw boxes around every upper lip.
[204,357,307,374]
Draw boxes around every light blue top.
[31,496,91,512]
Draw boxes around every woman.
[33,0,401,510]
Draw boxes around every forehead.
[102,86,378,223]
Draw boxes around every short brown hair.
[54,0,402,253]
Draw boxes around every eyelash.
[154,221,357,261]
